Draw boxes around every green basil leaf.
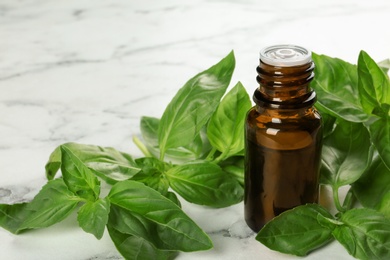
[333,208,390,260]
[165,161,243,207]
[107,224,178,260]
[108,180,213,252]
[46,143,141,184]
[170,133,203,160]
[61,145,101,201]
[62,143,140,184]
[45,146,62,180]
[358,51,390,115]
[140,116,160,147]
[77,198,110,239]
[0,203,29,234]
[109,204,178,251]
[311,53,369,122]
[164,191,181,208]
[320,120,373,188]
[207,82,251,160]
[352,156,390,216]
[317,213,343,230]
[377,192,390,217]
[158,51,235,159]
[320,111,337,138]
[140,116,204,161]
[132,157,170,195]
[378,58,390,74]
[18,179,81,232]
[219,156,244,187]
[256,204,334,256]
[369,117,390,170]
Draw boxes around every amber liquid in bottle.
[244,45,322,232]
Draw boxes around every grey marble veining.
[1,0,389,259]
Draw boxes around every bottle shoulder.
[246,106,322,132]
[245,106,323,150]
[247,106,321,121]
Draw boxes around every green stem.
[214,150,228,163]
[159,146,166,161]
[205,147,217,161]
[132,135,153,157]
[342,187,356,211]
[333,187,346,213]
[159,152,165,162]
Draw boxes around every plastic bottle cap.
[260,44,312,67]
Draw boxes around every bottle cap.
[260,44,311,67]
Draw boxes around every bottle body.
[244,45,322,232]
[244,106,322,232]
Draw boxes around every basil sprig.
[1,50,389,260]
[0,51,247,259]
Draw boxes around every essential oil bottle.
[244,45,322,232]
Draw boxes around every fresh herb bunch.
[0,51,249,260]
[0,50,389,260]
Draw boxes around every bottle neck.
[253,60,316,109]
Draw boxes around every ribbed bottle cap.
[260,44,311,67]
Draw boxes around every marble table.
[1,0,389,259]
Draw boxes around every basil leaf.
[63,143,140,184]
[167,133,203,160]
[358,50,390,115]
[132,157,170,195]
[140,116,160,147]
[207,82,251,160]
[333,208,390,260]
[158,51,235,159]
[107,224,178,260]
[317,213,343,230]
[0,203,29,234]
[219,156,244,187]
[45,146,61,180]
[378,58,390,74]
[320,120,373,188]
[77,198,110,239]
[369,117,390,170]
[164,191,181,208]
[109,204,178,251]
[311,53,369,122]
[165,161,243,207]
[377,192,390,217]
[18,179,81,232]
[140,116,203,161]
[1,179,80,234]
[352,156,390,216]
[61,145,101,201]
[108,180,213,252]
[256,204,334,256]
[46,143,140,184]
[321,111,336,138]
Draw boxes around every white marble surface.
[1,0,389,259]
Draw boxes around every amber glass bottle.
[244,45,322,232]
